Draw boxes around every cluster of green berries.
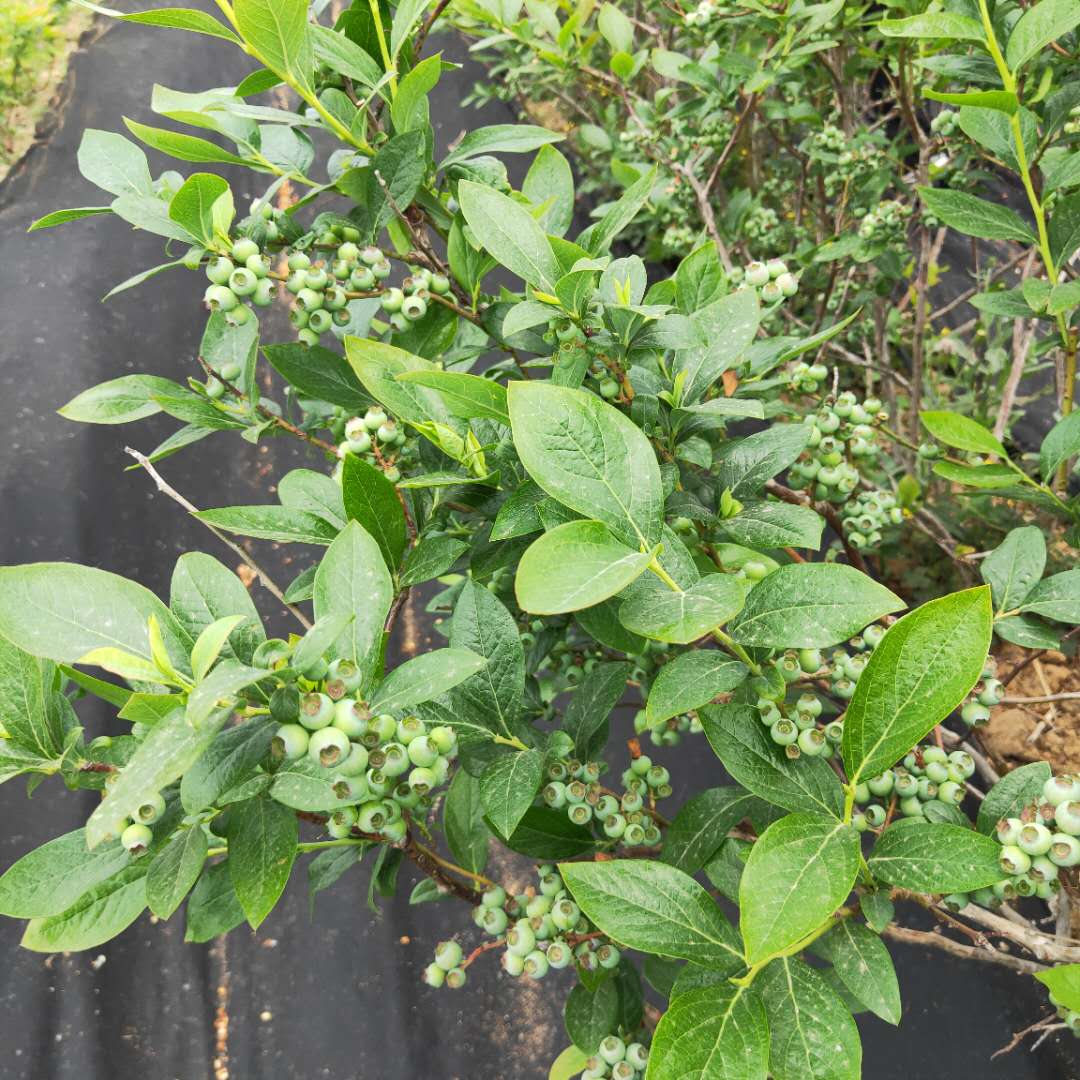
[424,865,622,989]
[839,489,903,551]
[757,629,886,759]
[540,752,668,846]
[973,773,1080,910]
[334,405,409,483]
[930,110,959,137]
[787,359,831,396]
[741,258,799,304]
[108,791,167,855]
[540,310,621,399]
[633,707,702,748]
[958,664,1003,729]
[854,199,910,246]
[683,0,718,25]
[852,743,977,830]
[378,263,451,331]
[203,235,277,328]
[788,392,888,504]
[742,205,783,248]
[575,1035,650,1079]
[281,240,368,345]
[262,650,458,844]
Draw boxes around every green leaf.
[559,860,743,970]
[1006,0,1080,69]
[447,581,524,741]
[661,787,762,875]
[190,615,246,683]
[673,288,761,405]
[168,172,230,247]
[878,12,985,39]
[869,819,1003,892]
[310,23,382,90]
[740,813,860,966]
[146,827,209,920]
[0,562,190,670]
[620,574,744,644]
[1035,964,1080,1012]
[722,502,824,550]
[931,461,1016,488]
[123,117,253,166]
[1041,410,1080,483]
[195,505,338,545]
[313,521,394,682]
[757,956,862,1079]
[716,424,812,498]
[269,758,352,812]
[29,205,111,232]
[503,806,596,859]
[170,552,265,666]
[923,88,1017,113]
[399,536,468,587]
[185,861,245,942]
[371,649,485,712]
[918,188,1034,242]
[549,1046,591,1080]
[980,526,1046,612]
[443,769,490,875]
[338,131,427,238]
[228,795,298,928]
[524,144,575,237]
[841,587,992,785]
[395,370,509,424]
[458,180,561,290]
[564,980,620,1054]
[0,640,65,759]
[22,864,147,953]
[107,5,242,41]
[278,469,346,531]
[516,521,654,614]
[563,660,631,761]
[646,652,747,727]
[995,612,1061,648]
[344,337,454,426]
[977,761,1052,835]
[508,381,663,547]
[812,920,901,1024]
[180,717,276,814]
[1019,569,1080,623]
[263,342,370,411]
[921,411,1007,456]
[728,563,904,649]
[0,830,130,918]
[58,373,181,424]
[480,749,546,838]
[341,454,406,572]
[76,128,153,198]
[648,985,769,1080]
[701,704,845,818]
[577,167,656,254]
[233,0,313,92]
[440,124,564,170]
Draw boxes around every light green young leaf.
[1040,410,1080,482]
[647,984,769,1080]
[921,410,1007,456]
[577,167,657,254]
[841,587,992,785]
[76,128,153,198]
[190,615,246,683]
[440,124,564,170]
[233,0,314,92]
[458,180,561,290]
[344,337,454,426]
[515,520,653,614]
[189,507,333,544]
[508,381,663,547]
[27,206,112,231]
[180,716,277,814]
[168,172,230,247]
[523,144,575,237]
[395,370,509,424]
[728,563,904,649]
[917,188,1034,242]
[673,288,761,405]
[1035,964,1080,1012]
[739,813,859,965]
[59,374,182,424]
[549,1045,591,1080]
[878,12,985,38]
[867,819,1003,892]
[559,860,743,970]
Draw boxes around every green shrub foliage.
[5,0,1080,1073]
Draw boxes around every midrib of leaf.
[699,984,749,1074]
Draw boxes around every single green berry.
[599,1035,626,1066]
[999,844,1031,876]
[229,267,258,297]
[1049,833,1080,867]
[206,256,235,285]
[422,962,445,988]
[444,966,466,989]
[300,692,334,730]
[231,237,260,263]
[121,822,153,853]
[1018,822,1053,856]
[308,726,350,768]
[596,943,621,969]
[204,284,238,312]
[136,793,166,824]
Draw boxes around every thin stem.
[124,447,313,630]
[410,837,495,888]
[367,0,398,96]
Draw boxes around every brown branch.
[766,480,870,574]
[881,923,1047,975]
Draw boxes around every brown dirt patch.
[981,646,1080,773]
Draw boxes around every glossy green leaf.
[646,651,747,727]
[371,648,485,712]
[812,919,901,1025]
[228,795,298,928]
[868,819,1003,892]
[146,827,209,920]
[620,574,744,644]
[977,761,1052,835]
[480,749,546,839]
[1019,569,1080,623]
[980,526,1046,612]
[661,787,762,875]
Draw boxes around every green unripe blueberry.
[407,735,439,768]
[797,727,826,756]
[206,256,235,284]
[443,966,466,989]
[937,781,964,805]
[853,811,869,832]
[332,699,368,738]
[337,241,360,263]
[327,807,357,839]
[229,267,258,297]
[961,701,990,727]
[409,766,438,795]
[646,765,670,788]
[942,893,969,913]
[621,790,644,814]
[595,794,619,820]
[770,718,798,746]
[1030,855,1059,883]
[899,796,924,817]
[824,721,845,745]
[434,940,463,972]
[745,261,770,286]
[381,743,411,777]
[296,287,324,313]
[121,822,153,853]
[997,817,1024,846]
[204,284,238,312]
[482,907,509,936]
[1000,844,1031,875]
[1019,822,1053,856]
[626,1043,648,1070]
[543,781,567,809]
[596,943,621,969]
[865,804,886,828]
[948,751,976,780]
[523,949,549,979]
[507,920,536,957]
[359,245,382,266]
[430,272,451,294]
[330,773,368,801]
[1054,801,1080,836]
[422,962,445,987]
[308,726,350,768]
[776,271,798,297]
[1045,775,1080,806]
[323,285,348,312]
[1049,833,1080,867]
[568,803,593,826]
[304,266,329,290]
[286,269,308,295]
[551,898,580,931]
[482,885,507,909]
[501,950,524,976]
[925,761,949,784]
[603,813,627,839]
[978,678,1003,707]
[546,939,572,969]
[136,793,166,824]
[402,294,428,321]
[231,237,260,263]
[867,770,894,797]
[299,693,334,730]
[916,778,938,801]
[381,287,404,313]
[893,772,918,798]
[599,1036,626,1066]
[336,742,369,778]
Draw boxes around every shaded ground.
[0,4,1074,1078]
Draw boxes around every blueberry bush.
[2,0,1080,1074]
